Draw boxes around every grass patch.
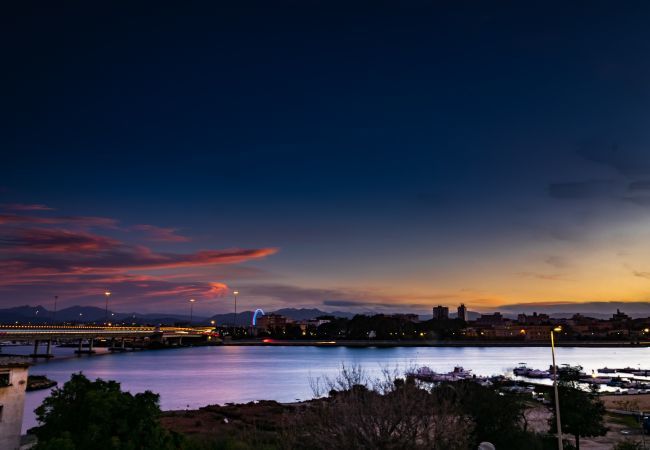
[607,412,641,428]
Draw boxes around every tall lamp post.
[189,298,196,324]
[104,290,111,325]
[233,291,239,329]
[53,295,58,324]
[551,326,563,450]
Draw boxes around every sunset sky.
[3,2,650,316]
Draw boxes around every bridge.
[0,325,215,356]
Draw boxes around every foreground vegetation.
[30,367,643,450]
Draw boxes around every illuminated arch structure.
[252,309,265,326]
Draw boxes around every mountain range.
[0,305,356,325]
[1,301,648,325]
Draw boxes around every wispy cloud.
[0,203,54,211]
[130,224,190,242]
[517,271,568,281]
[0,208,278,309]
[545,255,569,269]
[0,214,119,228]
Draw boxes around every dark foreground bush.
[281,366,552,450]
[33,373,182,450]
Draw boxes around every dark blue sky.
[2,2,650,315]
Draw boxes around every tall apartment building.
[457,303,468,321]
[432,305,449,320]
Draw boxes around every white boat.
[513,363,550,379]
[408,366,475,382]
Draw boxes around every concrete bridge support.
[30,339,54,358]
[75,338,95,355]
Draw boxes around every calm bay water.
[16,344,650,432]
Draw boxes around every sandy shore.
[602,393,650,411]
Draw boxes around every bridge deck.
[0,326,211,340]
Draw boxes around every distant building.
[476,312,505,326]
[519,325,554,340]
[255,313,289,331]
[612,309,630,322]
[432,305,449,320]
[457,304,468,322]
[516,312,550,325]
[296,318,330,331]
[0,358,30,450]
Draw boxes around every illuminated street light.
[104,290,111,325]
[551,326,563,450]
[189,298,196,324]
[53,295,58,323]
[233,291,239,329]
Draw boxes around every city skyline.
[4,3,650,315]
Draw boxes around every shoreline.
[224,339,650,348]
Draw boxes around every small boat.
[513,363,550,379]
[407,366,476,382]
[581,376,612,385]
[408,366,437,381]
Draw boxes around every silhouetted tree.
[549,365,607,450]
[284,365,472,450]
[34,373,180,450]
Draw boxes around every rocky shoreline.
[26,375,57,391]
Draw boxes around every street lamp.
[53,295,58,323]
[551,326,563,450]
[104,290,111,325]
[189,298,196,324]
[233,291,239,329]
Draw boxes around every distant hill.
[209,311,254,327]
[0,305,209,325]
[4,301,644,325]
[273,308,355,320]
[499,301,650,319]
[208,308,355,326]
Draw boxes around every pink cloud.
[0,203,54,211]
[1,227,121,253]
[130,224,190,242]
[0,208,278,310]
[0,214,118,228]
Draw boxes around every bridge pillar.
[32,340,39,356]
[78,338,83,353]
[46,339,52,356]
[88,338,94,352]
[121,338,125,349]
